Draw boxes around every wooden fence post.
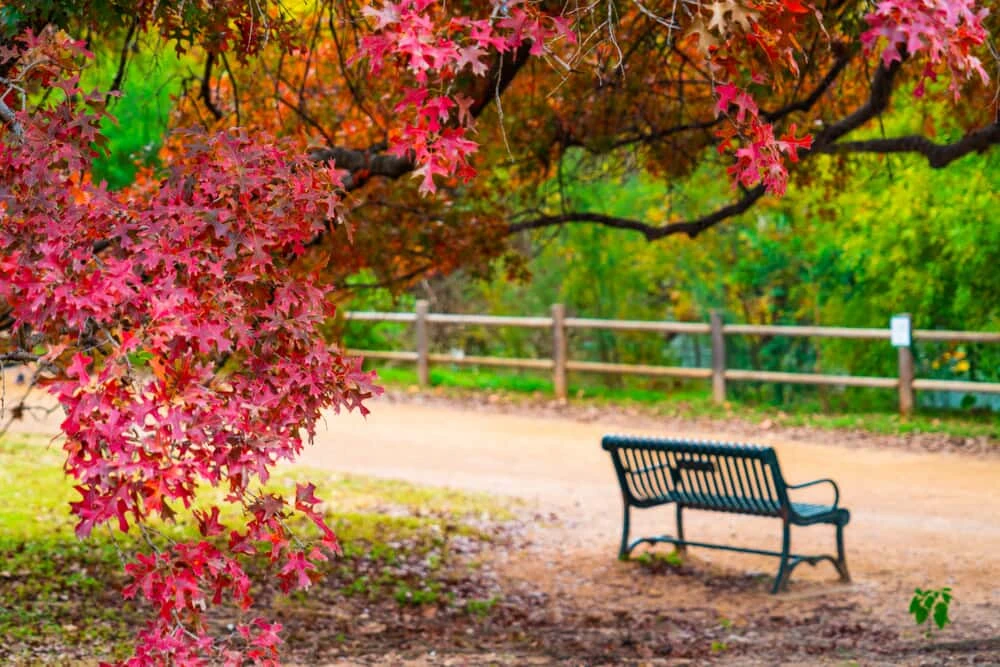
[551,303,567,401]
[898,347,914,415]
[895,313,914,415]
[415,300,429,388]
[710,310,726,405]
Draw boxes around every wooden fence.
[344,301,1000,414]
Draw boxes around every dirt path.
[7,387,999,600]
[300,394,1000,602]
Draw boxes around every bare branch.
[277,96,336,146]
[220,51,241,126]
[811,59,902,148]
[107,17,139,106]
[762,49,856,123]
[0,96,24,141]
[337,263,436,290]
[509,185,766,240]
[201,53,224,121]
[818,122,1000,167]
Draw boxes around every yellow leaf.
[706,0,759,35]
[685,18,719,56]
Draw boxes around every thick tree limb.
[0,97,24,141]
[762,50,856,123]
[508,185,766,240]
[309,143,413,191]
[818,122,1000,167]
[1,351,40,364]
[811,60,901,148]
[201,54,224,121]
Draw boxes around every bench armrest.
[786,478,840,508]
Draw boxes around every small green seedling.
[465,596,500,619]
[635,550,684,568]
[909,587,952,631]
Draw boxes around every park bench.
[602,435,850,594]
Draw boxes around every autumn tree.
[0,1,996,664]
[155,0,998,287]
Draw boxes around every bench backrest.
[602,435,789,516]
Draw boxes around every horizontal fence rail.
[343,302,1000,414]
[722,324,890,339]
[565,317,712,334]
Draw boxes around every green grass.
[370,364,1000,442]
[0,434,516,663]
[0,436,137,662]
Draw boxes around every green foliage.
[710,640,729,653]
[81,40,187,189]
[909,587,952,631]
[334,272,417,351]
[465,596,501,619]
[807,147,1000,394]
[393,581,441,606]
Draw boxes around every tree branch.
[0,96,24,141]
[201,53,223,121]
[762,49,856,123]
[507,60,912,243]
[310,42,534,191]
[508,185,766,240]
[106,17,138,106]
[811,59,902,149]
[818,122,1000,167]
[598,49,856,157]
[1,351,40,365]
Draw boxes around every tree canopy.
[0,1,997,664]
[5,1,995,285]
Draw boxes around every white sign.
[890,314,911,347]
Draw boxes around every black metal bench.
[602,435,850,593]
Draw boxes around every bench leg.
[675,504,687,554]
[835,522,850,582]
[618,503,631,560]
[772,520,791,594]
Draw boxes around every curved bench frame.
[603,435,850,594]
